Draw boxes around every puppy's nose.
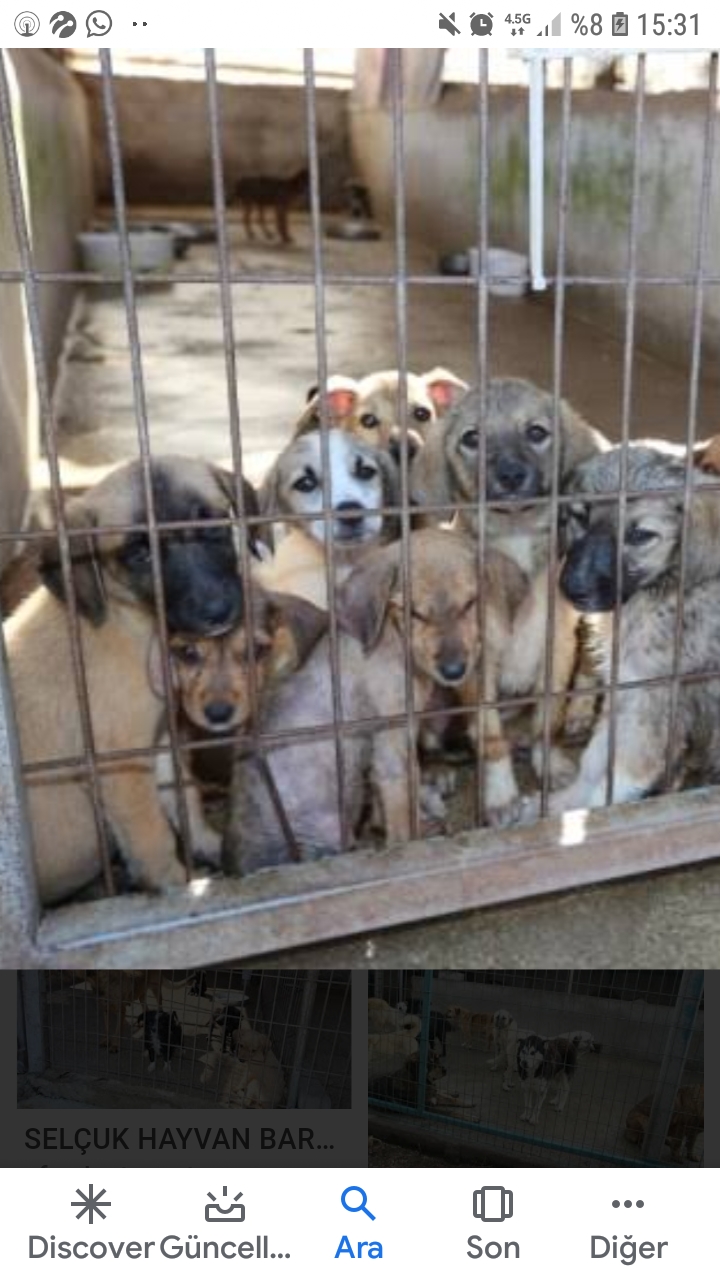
[495,456,528,493]
[437,658,468,684]
[389,430,421,465]
[334,501,365,529]
[203,700,236,726]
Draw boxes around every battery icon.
[612,12,629,35]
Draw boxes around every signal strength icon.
[537,13,562,34]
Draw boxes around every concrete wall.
[78,74,351,209]
[0,51,92,571]
[350,84,720,366]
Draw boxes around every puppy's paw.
[562,694,598,744]
[531,742,577,789]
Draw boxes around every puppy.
[211,1002,250,1054]
[295,367,468,456]
[152,589,328,863]
[199,1041,287,1108]
[517,1033,577,1123]
[256,429,400,609]
[625,1083,704,1161]
[367,998,422,1037]
[137,1009,182,1072]
[223,527,525,871]
[4,457,260,905]
[93,970,163,1052]
[559,1029,597,1055]
[404,999,452,1057]
[368,1027,421,1083]
[446,1005,495,1050]
[551,445,720,812]
[410,378,609,783]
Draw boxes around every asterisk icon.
[71,1185,111,1224]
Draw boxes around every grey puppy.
[410,377,609,784]
[549,444,720,812]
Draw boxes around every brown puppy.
[232,167,309,245]
[410,377,609,784]
[446,1005,495,1050]
[295,367,468,457]
[154,590,328,860]
[223,527,527,874]
[4,456,260,906]
[625,1084,704,1161]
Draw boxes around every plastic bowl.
[77,230,175,276]
[485,247,530,297]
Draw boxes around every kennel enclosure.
[0,49,719,967]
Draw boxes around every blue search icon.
[341,1186,376,1221]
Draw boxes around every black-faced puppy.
[154,589,328,859]
[256,428,399,608]
[551,444,720,812]
[295,367,468,458]
[410,377,609,782]
[4,456,259,906]
[137,1009,182,1072]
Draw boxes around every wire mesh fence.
[0,49,720,966]
[18,968,352,1109]
[368,969,704,1167]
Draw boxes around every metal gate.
[1,49,719,967]
[369,969,704,1166]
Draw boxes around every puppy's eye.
[121,536,152,567]
[625,525,659,547]
[359,413,380,429]
[412,406,431,423]
[174,643,202,665]
[460,428,479,451]
[253,637,273,661]
[526,422,550,445]
[292,470,318,494]
[460,597,478,616]
[355,460,378,482]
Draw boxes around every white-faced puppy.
[256,429,399,609]
[296,367,469,457]
[3,456,260,906]
[551,444,720,813]
[517,1033,577,1124]
[410,378,609,784]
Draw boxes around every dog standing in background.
[233,168,309,244]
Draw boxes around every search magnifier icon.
[341,1186,376,1221]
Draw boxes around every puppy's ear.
[685,485,720,588]
[559,401,610,482]
[147,636,179,700]
[295,377,359,438]
[211,466,271,560]
[336,549,400,653]
[39,499,107,627]
[263,590,328,679]
[421,367,469,414]
[693,434,720,474]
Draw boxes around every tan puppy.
[153,590,328,860]
[4,456,257,905]
[199,1044,287,1108]
[625,1084,704,1161]
[446,1005,495,1049]
[295,367,468,454]
[410,378,609,784]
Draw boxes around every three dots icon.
[613,1200,644,1209]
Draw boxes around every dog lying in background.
[551,444,720,812]
[232,167,309,245]
[410,378,609,785]
[517,1033,578,1123]
[625,1083,704,1161]
[4,457,259,905]
[446,1005,495,1050]
[152,589,327,863]
[295,367,468,457]
[256,429,400,609]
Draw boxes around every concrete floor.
[52,208,720,491]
